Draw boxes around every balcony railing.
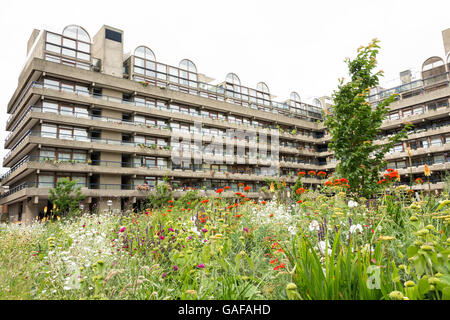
[368,71,450,103]
[0,155,317,184]
[6,81,322,138]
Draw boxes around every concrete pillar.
[92,25,124,78]
[98,197,121,214]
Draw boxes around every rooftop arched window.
[312,98,322,108]
[179,59,197,73]
[422,56,446,86]
[257,82,270,94]
[62,25,91,42]
[290,91,301,102]
[226,73,241,85]
[134,46,156,61]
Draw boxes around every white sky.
[0,0,449,173]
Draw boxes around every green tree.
[48,178,85,217]
[324,39,411,198]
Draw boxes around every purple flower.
[159,235,165,240]
[173,265,178,271]
[197,264,205,269]
[119,226,126,233]
[202,228,208,233]
[162,272,167,278]
[243,227,249,233]
[168,227,174,232]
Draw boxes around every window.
[38,175,54,188]
[41,124,57,138]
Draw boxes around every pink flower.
[197,264,205,269]
[119,226,126,233]
[243,227,249,233]
[173,265,178,271]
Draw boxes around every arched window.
[422,56,446,86]
[62,25,90,42]
[134,46,156,61]
[179,59,197,73]
[290,91,301,102]
[226,73,241,85]
[312,98,322,108]
[257,82,270,94]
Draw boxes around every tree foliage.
[48,178,85,216]
[324,39,411,198]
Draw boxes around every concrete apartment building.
[0,24,449,223]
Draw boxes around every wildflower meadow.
[0,170,449,300]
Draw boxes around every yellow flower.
[424,164,431,177]
[282,179,286,187]
[44,206,47,214]
[270,181,275,192]
[406,147,412,157]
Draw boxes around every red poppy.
[216,188,224,194]
[297,171,306,176]
[297,200,303,204]
[235,214,242,218]
[273,264,286,271]
[243,185,252,192]
[168,200,174,203]
[260,201,267,205]
[340,178,348,184]
[224,186,231,190]
[325,181,332,186]
[201,199,209,204]
[308,171,316,176]
[296,187,305,195]
[317,171,327,177]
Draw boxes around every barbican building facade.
[0,25,449,223]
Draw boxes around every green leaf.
[407,245,418,258]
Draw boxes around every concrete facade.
[1,24,449,223]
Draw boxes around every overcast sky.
[0,0,449,173]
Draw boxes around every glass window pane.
[46,33,61,45]
[46,43,61,54]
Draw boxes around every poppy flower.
[201,199,209,204]
[216,188,224,194]
[235,214,242,218]
[308,170,316,176]
[224,186,231,190]
[325,181,332,186]
[243,185,251,192]
[317,171,327,177]
[297,171,306,176]
[339,178,348,184]
[297,200,303,204]
[168,200,174,203]
[273,264,286,271]
[296,187,305,195]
